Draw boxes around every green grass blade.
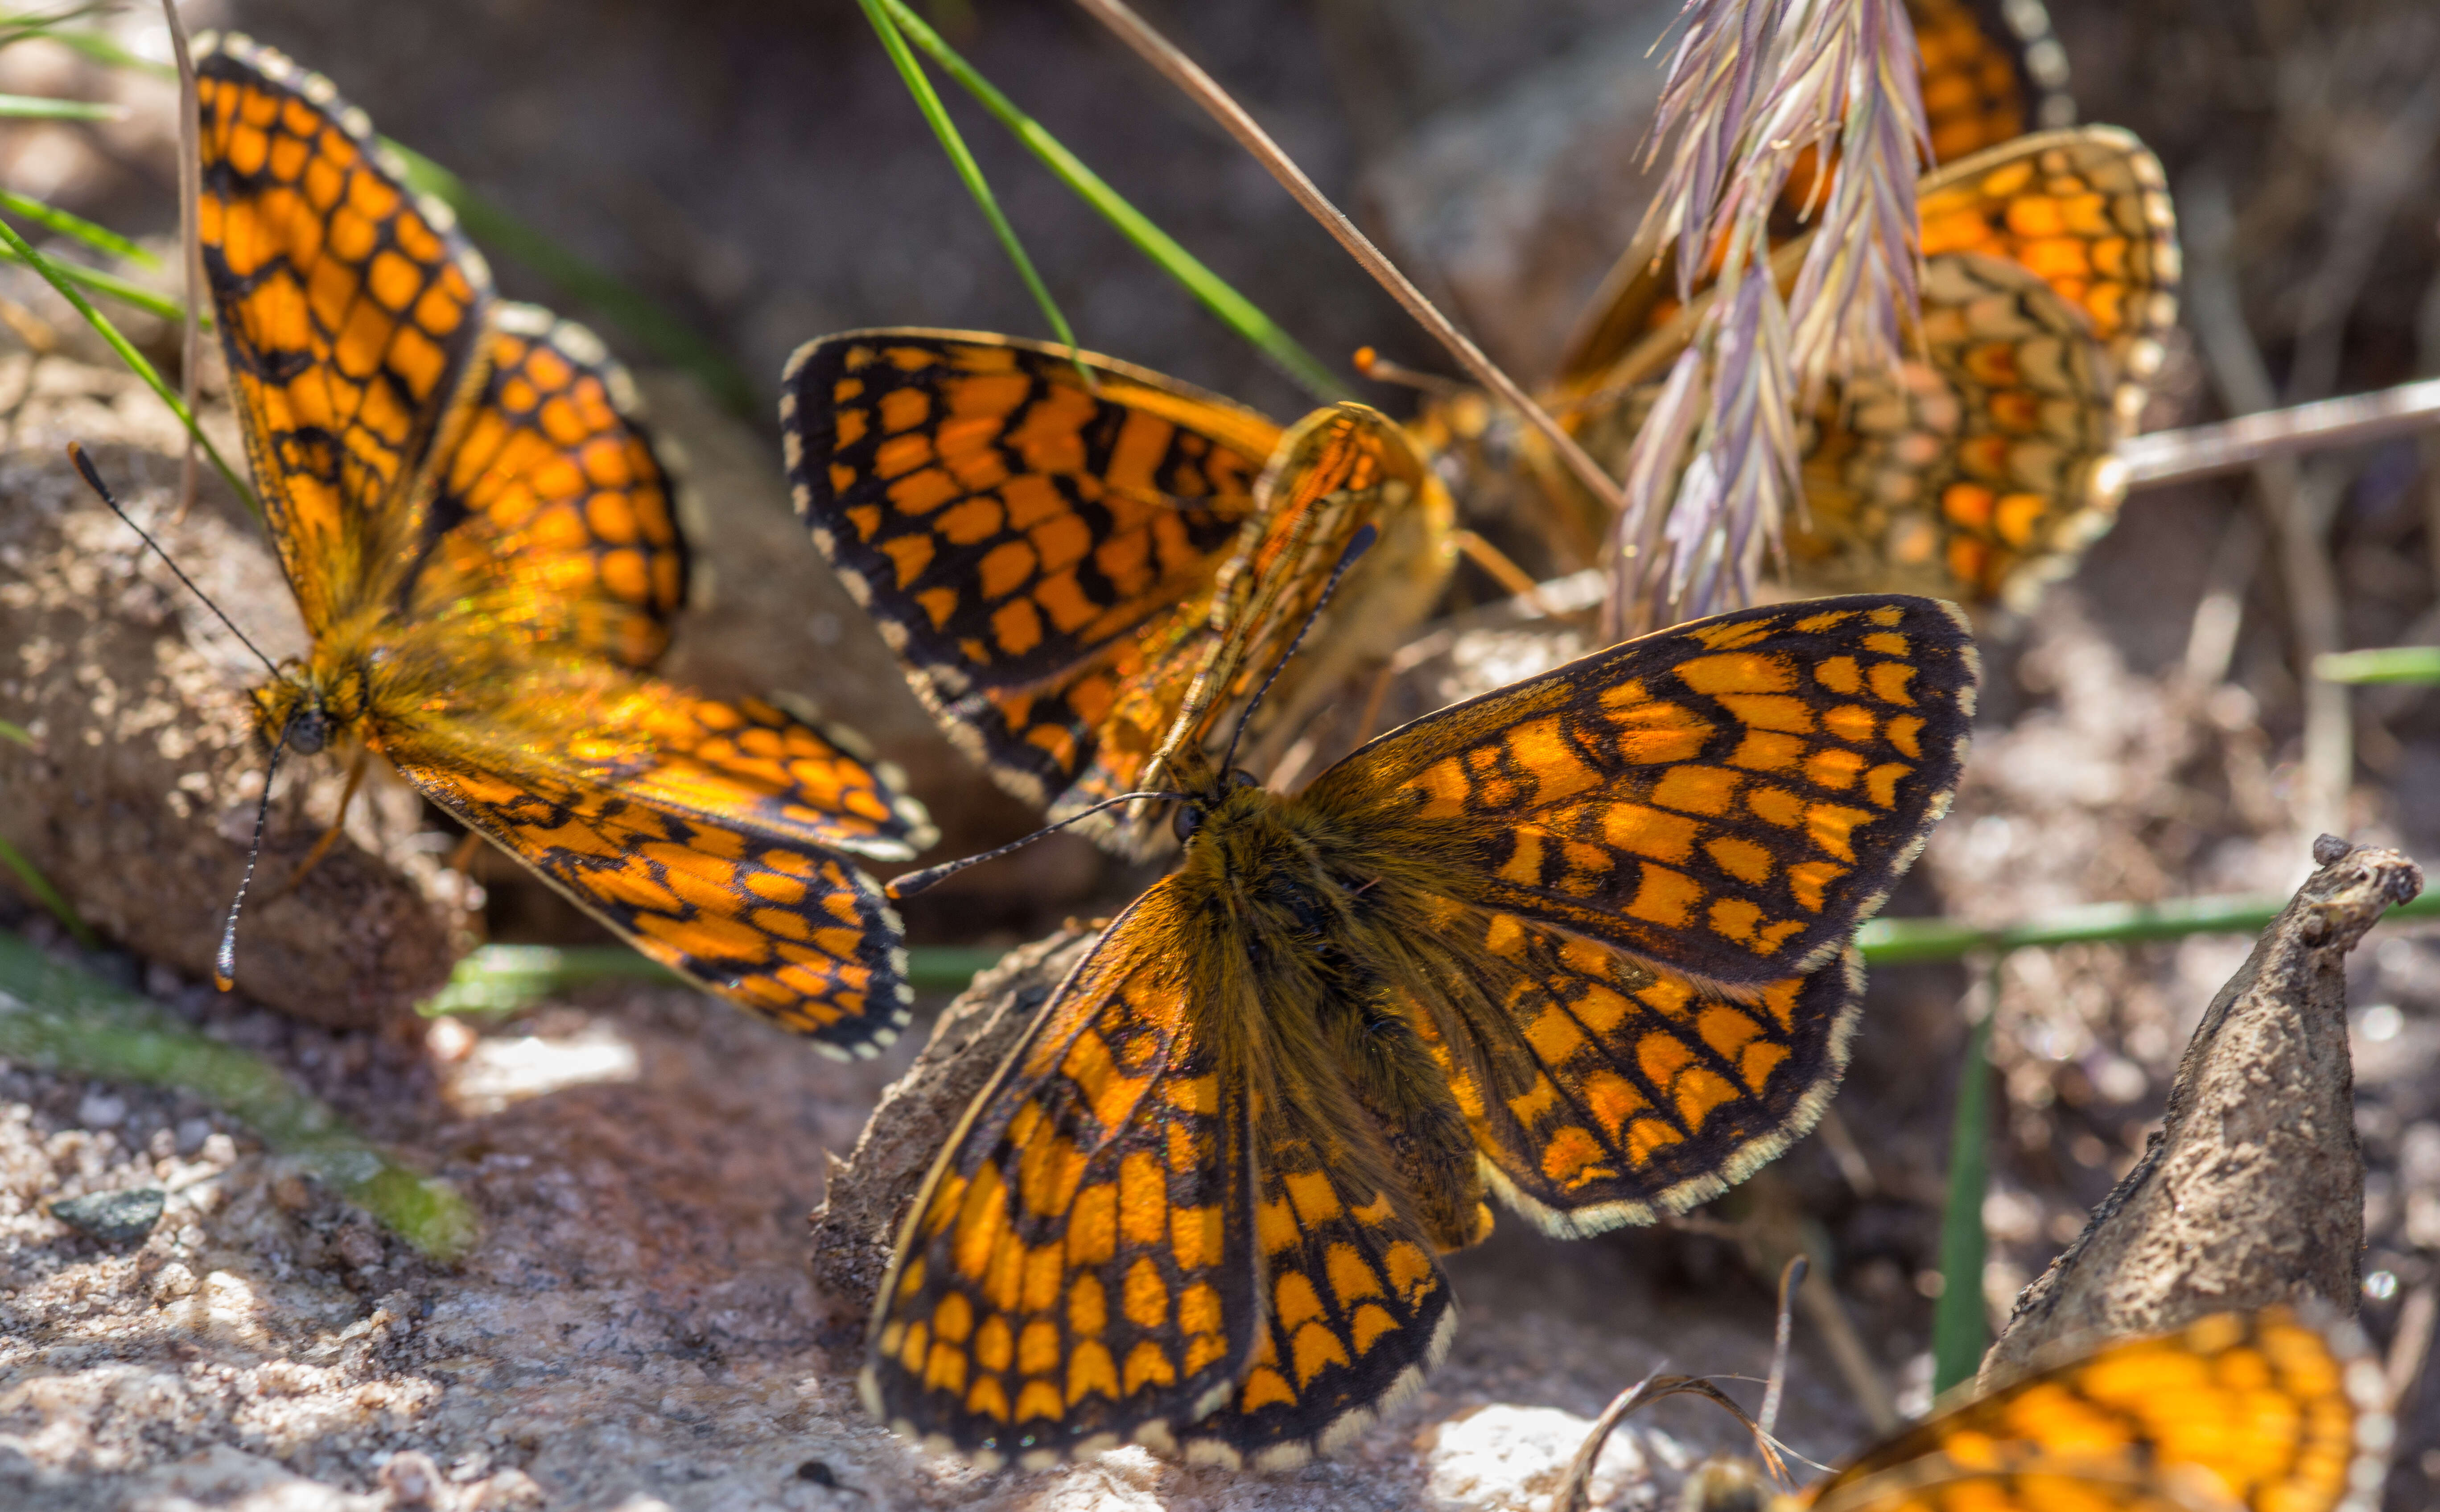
[0,20,175,76]
[0,835,97,950]
[0,930,478,1260]
[2314,646,2440,685]
[420,883,2440,1013]
[423,942,1014,1018]
[1931,960,1998,1395]
[386,143,758,418]
[0,211,257,518]
[0,718,29,746]
[1855,886,2440,963]
[0,90,121,119]
[0,240,184,321]
[878,0,1348,402]
[859,0,1091,383]
[0,190,160,267]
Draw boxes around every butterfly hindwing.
[1400,900,1865,1232]
[197,33,493,634]
[1788,250,2119,602]
[409,305,689,669]
[864,886,1261,1465]
[389,676,930,1056]
[1171,1088,1455,1471]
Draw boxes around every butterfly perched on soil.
[1671,1306,2387,1512]
[861,593,1978,1468]
[186,33,931,1053]
[1542,127,2180,611]
[785,331,1456,859]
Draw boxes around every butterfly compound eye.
[1173,803,1202,842]
[286,705,330,756]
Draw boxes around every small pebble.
[76,1089,127,1128]
[175,1116,213,1156]
[50,1187,165,1243]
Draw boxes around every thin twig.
[1558,1371,1789,1512]
[2117,377,2440,489]
[160,0,200,521]
[1067,0,1623,517]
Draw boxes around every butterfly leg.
[445,827,483,876]
[274,746,369,897]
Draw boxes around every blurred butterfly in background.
[1637,1306,2388,1512]
[1544,127,2180,614]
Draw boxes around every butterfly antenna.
[213,725,291,992]
[1352,346,1467,397]
[67,443,283,679]
[1758,1253,1807,1445]
[1218,523,1377,777]
[886,789,1189,901]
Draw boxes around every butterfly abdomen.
[1174,788,1491,1257]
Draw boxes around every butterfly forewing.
[410,305,688,669]
[784,330,1280,820]
[198,33,493,634]
[1801,1307,2387,1512]
[1311,597,1976,986]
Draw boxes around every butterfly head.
[248,655,368,759]
[1169,762,1262,844]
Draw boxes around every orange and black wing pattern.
[1304,596,1972,1230]
[387,674,934,1057]
[197,32,491,634]
[1314,597,1977,985]
[1785,128,2180,605]
[194,36,931,1050]
[783,330,1280,813]
[1797,1307,2390,1512]
[1913,0,2073,165]
[409,304,688,669]
[866,596,1975,1466]
[866,888,1263,1465]
[1561,129,2177,608]
[865,884,1456,1471]
[1403,903,1865,1232]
